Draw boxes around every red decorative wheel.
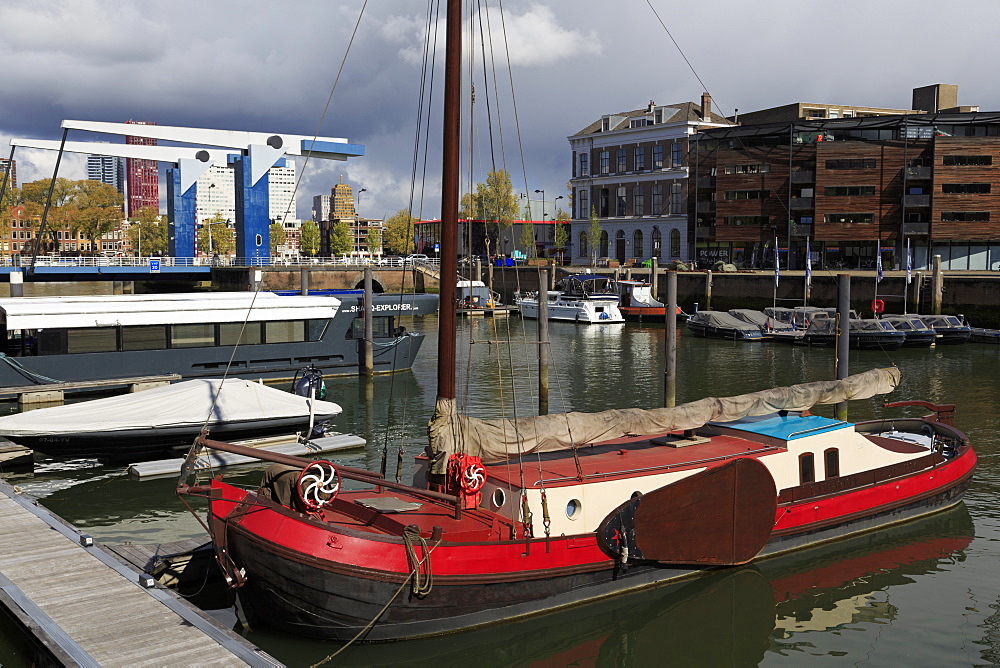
[296,460,341,512]
[461,460,486,493]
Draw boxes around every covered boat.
[0,378,342,460]
[801,318,906,350]
[729,309,795,334]
[879,315,937,347]
[687,310,766,340]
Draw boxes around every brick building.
[567,96,732,265]
[691,86,1000,271]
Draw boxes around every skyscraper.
[125,120,159,216]
[0,158,15,190]
[86,153,125,194]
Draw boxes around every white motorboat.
[517,275,624,324]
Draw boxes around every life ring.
[871,299,885,314]
[296,460,341,512]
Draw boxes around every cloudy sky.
[1,0,995,221]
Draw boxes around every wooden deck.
[0,480,281,667]
[0,374,181,405]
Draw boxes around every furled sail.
[428,367,900,473]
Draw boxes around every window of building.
[580,231,588,257]
[671,142,683,167]
[600,189,609,217]
[943,183,991,194]
[943,155,992,166]
[652,145,663,169]
[826,158,876,169]
[724,164,770,174]
[669,229,681,257]
[824,213,875,224]
[824,186,876,196]
[724,189,769,200]
[633,230,643,257]
[942,211,990,222]
[799,452,815,484]
[669,183,683,214]
[634,146,646,171]
[599,151,609,174]
[599,230,609,257]
[617,148,627,173]
[571,151,577,178]
[579,153,589,176]
[616,187,626,216]
[633,187,645,216]
[652,226,662,259]
[723,216,770,226]
[578,189,589,220]
[824,448,840,478]
[651,184,663,215]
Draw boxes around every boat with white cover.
[517,276,624,323]
[0,378,342,460]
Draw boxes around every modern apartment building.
[124,120,159,217]
[690,86,1000,270]
[567,96,733,265]
[86,153,125,195]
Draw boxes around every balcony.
[696,201,716,213]
[694,226,715,239]
[901,222,930,235]
[790,224,814,238]
[697,176,716,188]
[789,197,814,209]
[903,194,931,207]
[790,170,815,183]
[905,166,932,179]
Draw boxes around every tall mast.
[436,0,461,401]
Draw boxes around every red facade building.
[125,120,159,217]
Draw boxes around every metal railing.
[3,255,443,269]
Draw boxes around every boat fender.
[296,460,341,512]
[600,311,610,320]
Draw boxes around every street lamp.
[534,188,544,220]
[356,188,367,216]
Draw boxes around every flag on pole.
[906,239,912,284]
[876,246,883,283]
[805,238,812,286]
[774,242,780,288]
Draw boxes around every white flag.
[906,239,912,284]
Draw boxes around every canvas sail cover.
[691,311,760,332]
[0,379,342,436]
[428,367,900,473]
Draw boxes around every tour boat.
[0,291,423,387]
[516,275,624,324]
[177,0,976,644]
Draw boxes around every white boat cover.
[0,379,342,437]
[427,367,901,473]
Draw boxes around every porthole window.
[566,499,582,519]
[491,488,506,509]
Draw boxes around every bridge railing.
[3,256,443,269]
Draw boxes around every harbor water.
[1,314,998,665]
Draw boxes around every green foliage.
[269,222,287,254]
[69,181,125,245]
[366,224,382,255]
[197,214,234,255]
[382,209,417,255]
[329,221,354,256]
[553,207,570,261]
[519,221,535,258]
[475,170,518,228]
[127,207,168,256]
[588,205,602,266]
[300,221,320,256]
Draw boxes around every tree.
[588,205,602,267]
[518,220,535,258]
[71,181,125,250]
[127,206,168,256]
[329,221,353,256]
[553,207,570,264]
[300,221,321,256]
[197,214,235,256]
[475,169,518,229]
[269,222,287,254]
[382,209,417,255]
[366,224,382,256]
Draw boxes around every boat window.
[121,325,168,351]
[66,327,118,354]
[491,488,506,509]
[799,452,815,484]
[265,320,307,344]
[171,323,215,348]
[350,316,395,339]
[824,448,840,478]
[219,322,263,346]
[307,319,328,342]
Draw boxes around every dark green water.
[2,315,999,666]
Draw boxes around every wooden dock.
[0,374,181,405]
[0,479,281,667]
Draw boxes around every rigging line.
[279,0,369,227]
[645,0,712,108]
